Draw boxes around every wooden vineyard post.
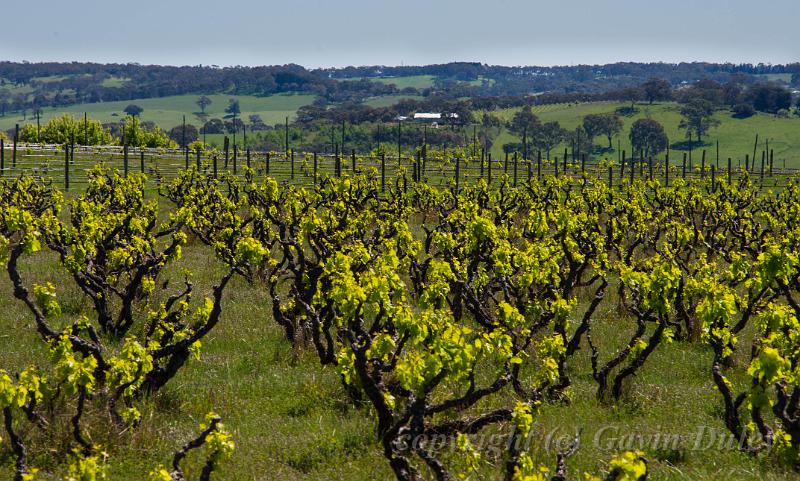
[313,152,318,184]
[196,148,201,169]
[285,116,289,153]
[381,153,386,192]
[122,121,127,171]
[123,144,129,177]
[351,149,356,174]
[711,165,716,193]
[224,137,229,169]
[0,139,4,176]
[527,158,532,183]
[581,153,586,173]
[291,150,295,180]
[770,149,774,177]
[701,150,706,179]
[64,143,70,191]
[480,148,485,178]
[728,158,732,185]
[420,148,426,181]
[665,156,670,187]
[233,146,238,175]
[455,157,460,192]
[422,144,427,179]
[537,150,542,180]
[185,146,189,170]
[140,149,145,174]
[554,157,559,178]
[648,156,653,181]
[513,152,518,187]
[13,124,18,169]
[608,166,613,188]
[246,148,251,170]
[213,155,218,178]
[682,153,687,179]
[487,152,492,185]
[182,115,187,155]
[266,152,270,176]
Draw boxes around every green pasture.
[0,93,317,132]
[482,101,800,166]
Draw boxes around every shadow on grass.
[671,140,709,151]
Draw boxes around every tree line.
[1,61,798,118]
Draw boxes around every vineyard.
[2,153,800,480]
[0,142,798,191]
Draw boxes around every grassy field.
[30,74,90,84]
[372,75,438,89]
[100,76,131,88]
[755,73,793,84]
[482,101,800,167]
[363,94,424,108]
[370,75,490,89]
[0,80,34,96]
[0,93,317,132]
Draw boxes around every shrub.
[732,103,755,119]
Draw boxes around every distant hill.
[1,61,798,119]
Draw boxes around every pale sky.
[1,0,797,68]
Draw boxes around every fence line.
[2,144,798,191]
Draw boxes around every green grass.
[345,75,488,92]
[363,94,424,108]
[30,74,91,84]
[482,101,800,167]
[0,93,317,132]
[755,73,793,83]
[371,75,437,90]
[461,76,495,87]
[0,80,34,97]
[101,76,131,88]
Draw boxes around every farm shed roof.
[413,113,442,120]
